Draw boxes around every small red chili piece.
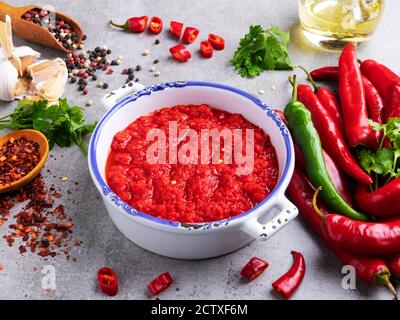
[148,272,173,296]
[182,27,199,44]
[169,44,191,62]
[240,257,269,281]
[97,267,118,296]
[170,20,184,39]
[199,40,213,58]
[109,16,148,33]
[148,16,163,34]
[272,251,306,299]
[208,34,225,50]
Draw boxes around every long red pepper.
[297,83,372,184]
[355,178,400,217]
[361,59,400,100]
[310,65,384,138]
[272,251,306,299]
[314,188,400,255]
[384,81,400,120]
[339,44,376,149]
[275,108,355,206]
[288,168,397,298]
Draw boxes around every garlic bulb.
[0,15,67,103]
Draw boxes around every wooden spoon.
[0,2,84,53]
[0,129,49,194]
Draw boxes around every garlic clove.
[0,59,18,101]
[14,46,40,74]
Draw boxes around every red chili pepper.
[384,81,400,121]
[272,251,306,299]
[339,44,376,149]
[361,59,400,100]
[208,34,225,50]
[182,27,199,44]
[199,40,213,58]
[386,253,400,281]
[97,267,118,296]
[240,257,269,281]
[314,187,400,255]
[288,168,398,298]
[297,83,372,185]
[109,16,148,33]
[169,45,191,62]
[355,178,400,218]
[148,272,173,296]
[148,16,163,34]
[170,20,184,38]
[310,65,384,135]
[275,108,355,206]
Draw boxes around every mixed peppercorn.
[0,137,40,186]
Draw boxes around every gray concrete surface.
[0,0,398,300]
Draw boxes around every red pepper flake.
[0,263,4,271]
[0,137,40,186]
[240,257,269,281]
[98,267,118,296]
[148,272,173,296]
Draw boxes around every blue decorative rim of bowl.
[89,81,293,230]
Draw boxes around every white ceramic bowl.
[88,81,298,259]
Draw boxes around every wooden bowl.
[0,129,49,194]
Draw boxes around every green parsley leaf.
[0,99,97,156]
[231,25,293,78]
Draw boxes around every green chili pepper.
[284,75,369,222]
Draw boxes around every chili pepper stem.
[295,65,320,92]
[288,75,298,101]
[312,186,326,219]
[109,20,128,30]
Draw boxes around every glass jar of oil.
[298,0,384,49]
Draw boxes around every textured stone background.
[0,0,398,300]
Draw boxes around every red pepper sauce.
[106,104,279,223]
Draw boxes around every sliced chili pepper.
[182,27,199,44]
[148,272,173,296]
[384,81,400,121]
[284,76,368,221]
[169,45,191,62]
[170,20,183,38]
[240,257,269,281]
[355,178,400,218]
[296,83,372,185]
[208,34,225,50]
[288,168,398,299]
[148,16,163,34]
[314,187,400,255]
[339,44,376,149]
[97,267,118,296]
[109,16,148,33]
[199,40,213,58]
[386,253,400,281]
[272,251,306,299]
[361,59,400,100]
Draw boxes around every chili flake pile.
[0,137,40,186]
[0,174,77,259]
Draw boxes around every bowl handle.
[101,82,145,110]
[242,196,298,240]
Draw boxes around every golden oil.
[299,0,384,49]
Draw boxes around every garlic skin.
[0,15,67,103]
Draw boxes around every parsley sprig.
[0,99,97,155]
[358,118,400,190]
[231,25,293,78]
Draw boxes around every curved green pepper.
[284,76,369,222]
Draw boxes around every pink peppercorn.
[102,65,108,71]
[82,73,89,79]
[59,20,65,27]
[107,69,113,74]
[82,89,88,95]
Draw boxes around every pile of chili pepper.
[282,44,400,299]
[109,15,225,62]
[0,137,40,186]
